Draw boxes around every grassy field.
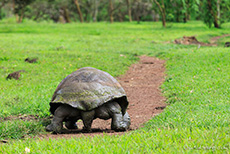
[0,19,230,153]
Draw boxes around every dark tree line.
[0,0,229,28]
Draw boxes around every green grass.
[0,20,230,153]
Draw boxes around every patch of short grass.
[145,47,230,129]
[0,120,45,140]
[217,36,230,46]
[1,127,229,153]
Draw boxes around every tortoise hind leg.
[65,121,78,129]
[46,104,78,133]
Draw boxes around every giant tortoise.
[46,67,131,133]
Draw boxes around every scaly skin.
[46,102,131,133]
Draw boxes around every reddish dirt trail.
[209,34,230,44]
[42,56,167,139]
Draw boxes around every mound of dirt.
[6,70,25,80]
[42,56,167,139]
[174,36,216,46]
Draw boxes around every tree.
[74,0,84,22]
[153,0,166,27]
[108,0,122,23]
[201,0,230,28]
[14,0,33,23]
[1,0,229,25]
[108,0,114,23]
[202,0,221,28]
[92,0,99,22]
[219,0,230,24]
[184,0,200,22]
[126,0,132,22]
[60,6,71,23]
[207,0,219,28]
[0,0,9,19]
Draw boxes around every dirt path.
[42,56,167,139]
[209,34,230,44]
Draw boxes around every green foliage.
[202,0,215,28]
[0,0,230,28]
[24,0,59,22]
[14,0,33,14]
[202,0,230,28]
[0,9,6,20]
[219,0,230,24]
[163,0,200,22]
[0,21,230,152]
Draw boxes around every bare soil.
[174,34,230,46]
[41,56,167,139]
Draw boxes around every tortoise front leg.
[109,102,131,131]
[111,112,130,131]
[81,110,95,132]
[46,104,75,133]
[123,112,131,127]
[46,116,64,133]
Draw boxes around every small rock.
[6,70,25,80]
[155,106,166,110]
[0,140,8,143]
[224,42,230,47]
[25,57,38,63]
[56,46,65,50]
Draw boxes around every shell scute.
[50,67,128,112]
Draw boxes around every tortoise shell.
[50,67,128,114]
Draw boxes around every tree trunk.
[93,0,99,22]
[12,0,19,22]
[186,0,191,20]
[63,7,71,23]
[118,8,123,22]
[207,0,219,28]
[126,0,132,22]
[213,16,219,28]
[183,12,187,23]
[0,1,5,19]
[109,0,114,23]
[18,7,24,23]
[217,0,220,20]
[84,1,92,22]
[74,0,84,23]
[136,1,141,24]
[162,0,166,27]
[176,10,180,22]
[154,0,166,27]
